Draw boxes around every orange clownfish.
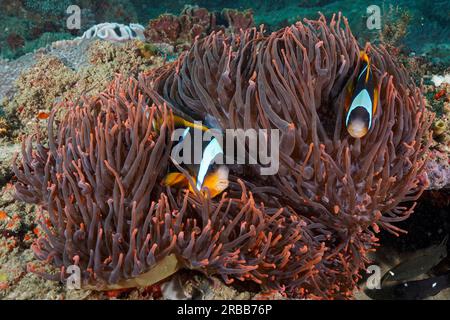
[344,51,379,138]
[162,115,229,199]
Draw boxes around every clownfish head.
[344,51,379,139]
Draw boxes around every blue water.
[0,0,448,65]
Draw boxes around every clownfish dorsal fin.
[359,51,371,84]
[360,51,370,67]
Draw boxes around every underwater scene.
[0,0,449,302]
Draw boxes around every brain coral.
[13,14,432,299]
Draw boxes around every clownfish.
[162,115,229,198]
[344,51,379,138]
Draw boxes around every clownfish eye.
[347,106,370,138]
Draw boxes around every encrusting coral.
[13,14,433,299]
[144,6,254,52]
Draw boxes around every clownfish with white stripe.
[162,115,229,199]
[344,51,379,138]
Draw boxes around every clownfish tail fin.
[163,172,189,188]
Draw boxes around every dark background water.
[0,0,449,63]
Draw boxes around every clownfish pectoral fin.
[163,172,189,188]
[373,86,379,116]
[201,166,229,198]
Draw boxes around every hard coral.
[379,5,411,51]
[14,14,432,298]
[221,8,254,33]
[145,14,182,44]
[6,33,25,51]
[144,6,254,51]
[144,6,216,49]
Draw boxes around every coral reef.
[12,14,433,299]
[377,5,412,54]
[144,6,216,50]
[2,39,164,138]
[426,155,450,190]
[76,23,146,42]
[0,144,20,186]
[221,9,254,33]
[144,6,254,52]
[7,55,78,125]
[0,0,139,59]
[6,33,25,51]
[2,0,449,64]
[425,80,450,190]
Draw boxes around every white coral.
[76,23,145,42]
[431,74,450,87]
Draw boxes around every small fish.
[151,114,209,134]
[344,51,379,138]
[392,273,450,300]
[163,116,229,198]
[0,210,7,221]
[37,112,49,120]
[434,89,446,100]
[381,235,448,285]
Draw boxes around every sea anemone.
[13,76,326,294]
[147,13,433,294]
[14,14,432,298]
[14,77,172,289]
